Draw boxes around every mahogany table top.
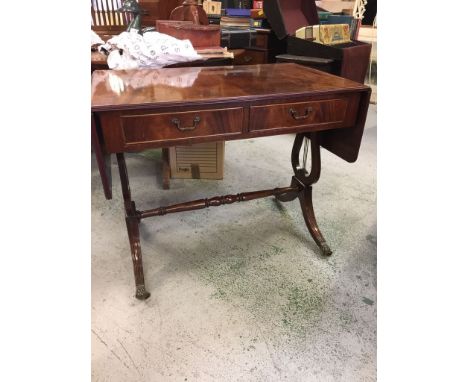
[91,63,368,112]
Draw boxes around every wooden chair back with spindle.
[91,0,174,36]
[91,0,129,35]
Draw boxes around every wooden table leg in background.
[91,114,112,200]
[162,148,170,190]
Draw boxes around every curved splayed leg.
[298,185,333,256]
[290,133,332,256]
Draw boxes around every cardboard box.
[296,24,351,45]
[169,142,225,180]
[203,1,222,16]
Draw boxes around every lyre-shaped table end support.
[277,133,333,257]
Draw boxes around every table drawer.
[233,49,267,65]
[254,33,268,49]
[119,107,244,149]
[249,95,359,132]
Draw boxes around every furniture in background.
[276,54,334,72]
[91,63,371,299]
[91,0,184,36]
[155,21,220,48]
[91,0,127,35]
[264,0,371,84]
[170,0,209,24]
[92,1,232,188]
[357,14,376,103]
[230,29,285,65]
[203,0,222,16]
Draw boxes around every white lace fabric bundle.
[101,30,202,70]
[91,30,105,46]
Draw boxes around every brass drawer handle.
[289,107,313,121]
[171,116,201,131]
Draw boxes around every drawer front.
[254,33,268,49]
[233,49,267,65]
[118,107,243,150]
[249,95,359,132]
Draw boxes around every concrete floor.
[92,105,377,382]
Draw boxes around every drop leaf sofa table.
[91,63,371,300]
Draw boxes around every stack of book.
[220,17,251,28]
[350,18,361,40]
[220,8,251,28]
[318,11,333,23]
[295,24,352,45]
[203,1,222,24]
[250,0,266,28]
[208,15,221,25]
[318,13,361,40]
[324,14,353,26]
[218,2,266,29]
[218,1,263,49]
[197,46,234,59]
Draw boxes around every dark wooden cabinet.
[91,0,184,35]
[233,48,268,65]
[231,29,287,65]
[264,0,371,83]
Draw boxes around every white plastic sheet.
[91,30,105,46]
[102,30,202,70]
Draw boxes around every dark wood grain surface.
[92,63,370,159]
[249,95,359,132]
[91,63,368,111]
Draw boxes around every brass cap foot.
[320,243,333,256]
[135,285,150,300]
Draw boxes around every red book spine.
[253,1,263,9]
